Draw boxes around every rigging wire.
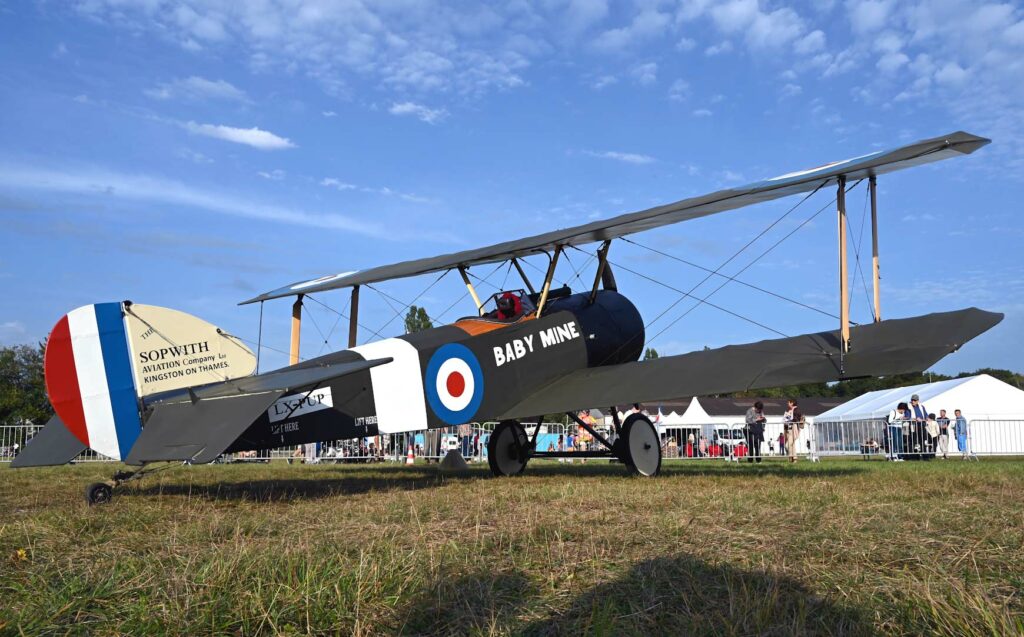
[847,182,874,320]
[569,248,790,340]
[365,269,450,334]
[645,180,863,347]
[635,180,828,338]
[315,294,351,356]
[619,236,839,320]
[434,261,510,322]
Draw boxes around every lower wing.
[498,307,1001,419]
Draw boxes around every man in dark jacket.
[745,401,766,463]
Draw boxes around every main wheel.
[487,420,530,477]
[620,414,661,476]
[84,482,113,506]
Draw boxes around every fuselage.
[226,290,644,452]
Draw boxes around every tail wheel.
[620,414,661,477]
[84,482,114,506]
[487,420,530,477]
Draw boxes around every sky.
[1,0,1022,378]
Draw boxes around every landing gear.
[82,464,175,505]
[618,413,661,476]
[487,420,531,476]
[84,482,113,505]
[487,413,662,477]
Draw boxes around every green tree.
[404,306,433,334]
[643,347,659,360]
[0,342,53,426]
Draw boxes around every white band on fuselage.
[351,338,428,434]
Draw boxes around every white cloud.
[780,83,802,98]
[585,150,656,165]
[257,169,285,180]
[322,111,337,117]
[631,62,658,86]
[934,61,968,85]
[877,51,909,73]
[183,122,295,149]
[320,178,431,203]
[794,29,826,54]
[668,78,690,101]
[692,108,713,117]
[591,74,618,89]
[0,165,390,238]
[847,0,892,34]
[145,76,249,102]
[177,148,213,164]
[705,40,733,56]
[565,0,609,35]
[592,9,670,51]
[320,178,357,191]
[676,37,697,51]
[388,101,448,124]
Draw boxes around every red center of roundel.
[446,371,466,398]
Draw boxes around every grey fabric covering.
[497,308,1002,419]
[149,357,390,405]
[10,415,87,468]
[243,131,988,304]
[125,390,286,465]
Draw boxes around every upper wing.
[124,357,391,465]
[497,308,1002,419]
[242,131,988,305]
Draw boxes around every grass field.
[2,457,1023,636]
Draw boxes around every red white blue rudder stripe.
[425,343,484,425]
[44,303,142,460]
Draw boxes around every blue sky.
[1,0,1022,377]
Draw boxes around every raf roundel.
[425,343,484,425]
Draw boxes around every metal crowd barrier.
[810,419,1024,460]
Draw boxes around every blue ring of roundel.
[425,343,485,425]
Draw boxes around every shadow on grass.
[126,465,488,502]
[514,554,877,637]
[398,569,537,635]
[116,459,866,502]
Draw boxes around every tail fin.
[43,301,255,461]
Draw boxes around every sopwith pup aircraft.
[13,131,1002,504]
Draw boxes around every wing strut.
[869,176,882,322]
[459,266,485,315]
[837,176,850,355]
[290,295,303,364]
[536,246,563,315]
[590,239,613,303]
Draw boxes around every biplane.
[14,131,1003,504]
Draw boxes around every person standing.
[954,409,969,459]
[908,394,928,458]
[745,401,766,464]
[783,399,804,463]
[936,409,951,459]
[887,402,907,461]
[778,431,786,457]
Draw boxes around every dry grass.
[2,458,1023,636]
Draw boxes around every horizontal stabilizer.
[498,308,1002,419]
[128,357,392,464]
[126,391,285,465]
[10,415,88,468]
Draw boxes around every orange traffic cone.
[406,446,415,465]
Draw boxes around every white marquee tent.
[815,374,1024,455]
[815,374,1024,422]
